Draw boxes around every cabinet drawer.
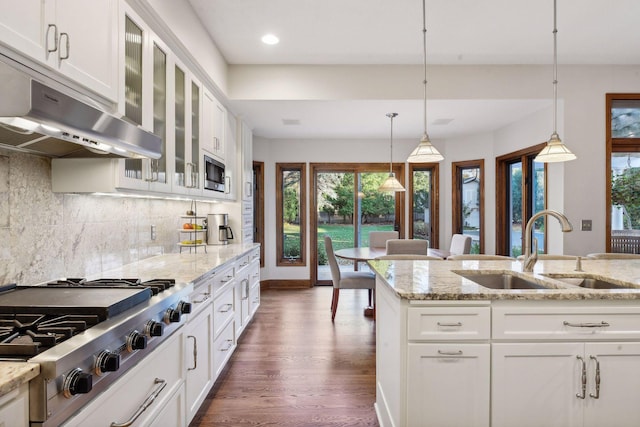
[492,303,640,340]
[250,283,260,316]
[211,264,234,297]
[242,213,253,229]
[213,319,235,378]
[188,282,212,317]
[213,285,235,338]
[236,253,251,273]
[407,307,490,341]
[249,262,260,287]
[242,228,253,243]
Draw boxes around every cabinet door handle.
[589,356,600,399]
[245,181,253,197]
[225,176,231,194]
[110,378,167,427]
[187,335,197,371]
[437,322,462,327]
[58,32,70,63]
[563,321,610,328]
[145,159,159,182]
[46,24,58,54]
[220,339,233,351]
[218,303,233,313]
[192,293,211,304]
[437,350,463,356]
[576,356,586,399]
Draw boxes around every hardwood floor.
[190,286,379,426]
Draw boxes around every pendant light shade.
[407,0,443,163]
[379,113,406,192]
[535,0,576,163]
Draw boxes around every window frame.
[276,162,307,266]
[408,163,440,249]
[452,159,484,254]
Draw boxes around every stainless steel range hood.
[0,59,161,159]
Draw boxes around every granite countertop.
[368,258,640,301]
[0,363,40,397]
[0,243,259,399]
[94,243,259,285]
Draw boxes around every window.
[276,163,306,266]
[452,160,483,253]
[409,163,439,248]
[496,144,546,257]
[607,94,640,253]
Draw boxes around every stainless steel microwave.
[204,154,225,192]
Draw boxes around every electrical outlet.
[581,220,592,231]
[151,225,157,240]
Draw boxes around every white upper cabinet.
[202,89,226,162]
[0,0,118,101]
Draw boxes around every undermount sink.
[457,272,549,290]
[543,274,629,289]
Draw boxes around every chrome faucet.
[522,209,573,272]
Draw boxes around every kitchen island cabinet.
[368,259,640,427]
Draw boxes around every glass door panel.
[508,162,522,257]
[174,65,186,189]
[123,16,143,182]
[611,152,640,252]
[152,43,167,185]
[358,172,396,248]
[461,167,481,254]
[411,169,432,242]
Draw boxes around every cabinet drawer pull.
[576,356,586,399]
[187,335,198,371]
[437,350,463,356]
[220,275,233,283]
[589,356,600,399]
[218,303,233,313]
[192,293,211,304]
[563,321,610,328]
[110,378,167,427]
[220,339,233,351]
[437,322,462,327]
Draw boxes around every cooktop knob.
[63,368,93,398]
[126,331,148,352]
[144,320,164,337]
[163,308,181,324]
[95,351,120,376]
[178,301,192,314]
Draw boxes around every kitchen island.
[368,258,640,427]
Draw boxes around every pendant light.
[407,0,443,163]
[534,0,576,163]
[379,113,406,192]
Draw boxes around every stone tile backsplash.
[0,149,220,285]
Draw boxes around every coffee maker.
[207,213,234,245]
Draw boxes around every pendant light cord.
[422,0,428,137]
[386,112,398,174]
[552,0,558,136]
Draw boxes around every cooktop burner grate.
[0,313,100,356]
[45,278,175,295]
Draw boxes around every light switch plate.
[581,220,592,231]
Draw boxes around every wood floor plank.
[190,286,379,426]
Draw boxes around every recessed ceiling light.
[261,34,279,45]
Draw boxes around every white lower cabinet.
[185,303,214,424]
[407,343,489,427]
[0,383,29,427]
[492,341,640,427]
[376,282,640,427]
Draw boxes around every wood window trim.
[606,93,640,252]
[452,159,484,254]
[253,161,265,268]
[408,163,440,249]
[310,162,405,285]
[276,163,307,266]
[495,143,547,255]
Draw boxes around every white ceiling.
[187,0,640,140]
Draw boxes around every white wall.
[251,64,640,281]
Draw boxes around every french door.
[311,163,404,285]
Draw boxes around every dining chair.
[586,253,640,259]
[324,235,375,321]
[428,234,472,258]
[385,239,429,255]
[369,231,399,249]
[448,254,515,260]
[376,254,443,260]
[516,254,580,260]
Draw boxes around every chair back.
[323,235,341,288]
[448,254,515,260]
[377,254,443,260]
[449,234,472,255]
[386,239,429,255]
[369,231,399,248]
[516,254,579,260]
